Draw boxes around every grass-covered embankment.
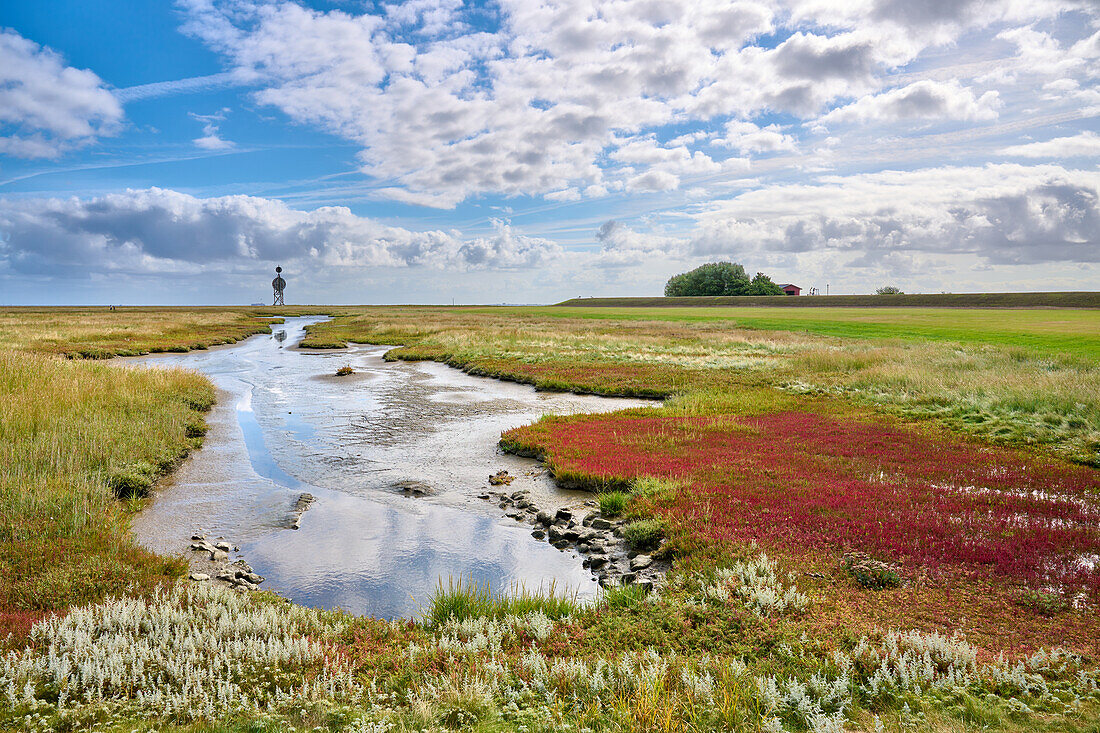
[523,305,1100,362]
[556,291,1100,309]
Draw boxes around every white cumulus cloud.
[819,80,1000,126]
[0,188,563,277]
[1000,131,1100,158]
[0,29,123,159]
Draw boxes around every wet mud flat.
[130,316,650,618]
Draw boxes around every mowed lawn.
[510,306,1100,362]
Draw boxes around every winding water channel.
[131,317,647,618]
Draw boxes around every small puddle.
[130,316,648,618]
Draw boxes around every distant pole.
[826,283,829,296]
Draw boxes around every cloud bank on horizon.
[0,0,1097,303]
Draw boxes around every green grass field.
[513,306,1100,362]
[556,291,1100,309]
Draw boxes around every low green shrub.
[843,552,902,590]
[335,365,354,376]
[621,518,664,550]
[1017,589,1069,616]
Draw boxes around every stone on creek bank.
[236,570,265,585]
[489,470,515,486]
[187,535,266,594]
[477,486,669,591]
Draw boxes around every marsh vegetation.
[2,303,1099,731]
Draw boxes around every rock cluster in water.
[187,535,265,592]
[482,487,668,590]
[288,492,315,529]
[393,480,434,497]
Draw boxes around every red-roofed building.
[779,283,801,296]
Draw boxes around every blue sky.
[0,0,1097,304]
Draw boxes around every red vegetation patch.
[505,412,1100,596]
[0,609,53,643]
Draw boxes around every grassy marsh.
[0,306,281,358]
[0,351,215,620]
[2,304,1100,732]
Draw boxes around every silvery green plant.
[3,574,1099,732]
[1,584,362,727]
[702,553,809,616]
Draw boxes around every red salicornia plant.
[505,412,1100,597]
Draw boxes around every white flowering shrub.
[702,553,809,616]
[2,574,1098,732]
[0,584,361,729]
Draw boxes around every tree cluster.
[664,262,784,297]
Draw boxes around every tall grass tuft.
[598,490,629,517]
[422,576,579,627]
[600,583,651,609]
[632,476,681,501]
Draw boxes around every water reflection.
[130,316,648,618]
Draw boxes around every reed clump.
[422,577,578,628]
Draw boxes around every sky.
[0,0,1097,305]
